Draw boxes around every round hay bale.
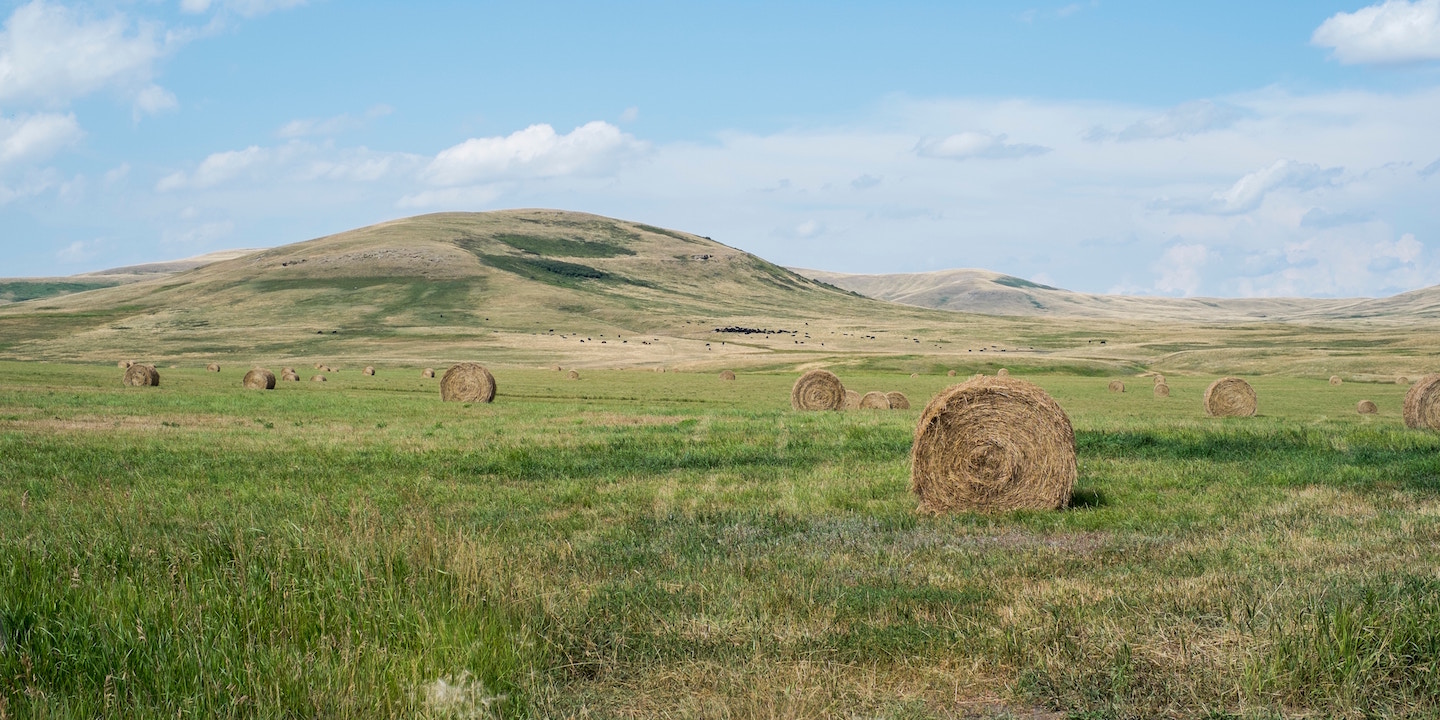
[1203,377,1257,417]
[441,363,497,403]
[886,391,911,410]
[422,368,435,378]
[843,389,861,410]
[323,366,334,373]
[1108,380,1125,393]
[281,371,300,382]
[567,369,580,380]
[1398,376,1410,385]
[719,370,737,381]
[363,366,375,376]
[910,373,919,378]
[1403,374,1440,429]
[282,367,295,375]
[860,391,891,409]
[243,368,276,390]
[310,375,327,382]
[1153,374,1166,386]
[1357,399,1378,415]
[790,370,845,411]
[996,368,1010,377]
[314,362,324,370]
[118,360,131,369]
[122,364,159,387]
[1329,375,1342,386]
[947,370,957,377]
[206,363,220,372]
[969,373,985,381]
[1153,383,1171,398]
[910,376,1076,513]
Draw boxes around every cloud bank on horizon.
[2,0,1439,299]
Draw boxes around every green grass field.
[2,361,1438,718]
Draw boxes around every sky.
[2,0,1439,298]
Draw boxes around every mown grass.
[1,362,1438,718]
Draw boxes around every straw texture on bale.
[363,366,375,376]
[207,363,220,372]
[1403,374,1440,430]
[311,375,326,382]
[910,376,1076,513]
[243,368,276,390]
[1108,380,1125,393]
[843,389,861,410]
[422,368,435,378]
[1203,377,1257,417]
[947,370,957,377]
[886,391,911,409]
[790,370,845,411]
[719,370,737,381]
[859,391,891,409]
[122,364,159,387]
[1153,383,1171,398]
[969,373,985,381]
[1357,400,1378,415]
[1329,375,1342,386]
[567,370,580,380]
[441,363,497,403]
[996,368,1009,377]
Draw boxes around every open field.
[3,360,1438,718]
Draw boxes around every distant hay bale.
[1329,375,1342,386]
[310,374,326,382]
[1357,400,1378,415]
[567,369,580,380]
[1154,383,1171,398]
[996,368,1009,377]
[207,363,220,372]
[719,370,737,381]
[1398,376,1410,385]
[843,389,861,410]
[243,368,276,390]
[281,371,300,382]
[323,366,334,373]
[910,373,919,378]
[910,376,1076,513]
[886,391,911,410]
[1203,377,1257,417]
[118,360,131,369]
[282,367,295,375]
[860,391,891,409]
[363,366,375,376]
[1153,374,1166,386]
[790,370,845,411]
[314,362,324,370]
[1403,374,1440,429]
[1108,380,1125,393]
[442,363,497,403]
[122,364,159,387]
[947,370,957,377]
[422,368,435,378]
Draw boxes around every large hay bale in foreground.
[441,363,497,403]
[567,370,580,380]
[996,368,1009,377]
[310,375,327,382]
[1154,383,1171,398]
[843,389,861,410]
[363,366,375,376]
[719,370,737,381]
[1108,380,1125,393]
[886,391,911,410]
[422,368,435,378]
[243,368,276,390]
[122,364,159,387]
[1357,400,1378,415]
[910,377,1076,513]
[790,370,845,411]
[1403,374,1440,429]
[860,391,891,409]
[1204,377,1257,417]
[1329,375,1342,386]
[207,363,220,372]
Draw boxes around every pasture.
[1,361,1437,718]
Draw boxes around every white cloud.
[0,1,170,107]
[915,131,1050,160]
[157,141,421,191]
[0,112,82,165]
[1086,100,1247,142]
[181,0,307,18]
[397,185,503,209]
[132,84,178,119]
[162,220,234,245]
[423,121,648,186]
[1156,160,1344,215]
[180,0,213,12]
[103,163,130,185]
[619,106,640,123]
[1313,0,1440,64]
[56,237,102,263]
[277,105,390,138]
[1152,243,1210,296]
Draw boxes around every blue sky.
[3,0,1439,297]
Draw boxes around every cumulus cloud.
[423,121,647,186]
[0,112,82,165]
[1312,0,1440,64]
[1155,160,1344,215]
[915,131,1050,160]
[1085,100,1248,142]
[180,0,307,18]
[1300,207,1376,229]
[157,142,419,191]
[0,1,170,107]
[1152,243,1211,296]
